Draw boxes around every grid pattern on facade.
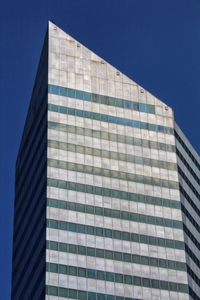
[46,21,190,300]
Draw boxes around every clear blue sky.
[0,0,200,299]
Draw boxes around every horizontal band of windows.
[189,287,200,300]
[180,185,200,221]
[48,104,174,135]
[185,244,200,273]
[183,224,200,252]
[47,198,183,229]
[47,219,185,250]
[187,264,200,292]
[47,229,186,263]
[181,204,200,236]
[175,130,200,172]
[46,263,188,294]
[47,253,185,286]
[48,84,155,114]
[47,178,181,209]
[46,285,140,300]
[48,188,181,222]
[178,167,200,200]
[48,159,179,190]
[177,148,200,186]
[48,139,177,171]
[48,121,176,153]
[46,240,186,271]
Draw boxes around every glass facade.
[12,21,200,300]
[48,84,156,114]
[48,103,174,134]
[12,32,48,299]
[175,124,200,299]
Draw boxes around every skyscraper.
[12,21,200,300]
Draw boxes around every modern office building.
[12,21,200,300]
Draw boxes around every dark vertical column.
[11,29,48,300]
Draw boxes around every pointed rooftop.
[48,21,173,119]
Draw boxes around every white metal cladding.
[45,21,196,300]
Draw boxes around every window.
[78,268,86,277]
[48,286,58,296]
[59,287,67,297]
[69,289,77,299]
[50,263,58,273]
[59,265,67,274]
[69,266,77,276]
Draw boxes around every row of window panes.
[176,148,200,185]
[47,198,182,229]
[182,210,200,270]
[175,131,200,171]
[48,84,155,114]
[46,240,186,271]
[178,167,200,200]
[188,287,200,300]
[183,224,200,251]
[181,204,200,233]
[180,185,200,222]
[187,264,200,289]
[48,104,174,134]
[46,285,138,300]
[46,263,188,293]
[46,285,200,300]
[48,139,177,171]
[47,219,185,250]
[47,178,181,209]
[185,244,200,271]
[48,121,176,152]
[48,158,179,190]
